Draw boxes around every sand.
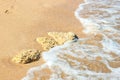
[0,0,84,80]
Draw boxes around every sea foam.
[22,0,120,80]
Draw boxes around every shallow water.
[22,0,120,80]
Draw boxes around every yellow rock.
[36,37,57,50]
[48,32,78,44]
[12,49,41,64]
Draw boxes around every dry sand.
[0,0,84,80]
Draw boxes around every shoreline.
[0,0,84,80]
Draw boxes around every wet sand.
[0,0,84,80]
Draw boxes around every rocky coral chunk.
[48,32,78,44]
[36,37,57,50]
[12,49,41,64]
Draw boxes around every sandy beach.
[0,0,84,80]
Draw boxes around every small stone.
[12,49,41,64]
[36,37,57,50]
[5,10,9,13]
[48,32,78,45]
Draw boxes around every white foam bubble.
[22,0,120,80]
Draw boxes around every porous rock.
[48,32,78,44]
[36,37,57,50]
[12,49,41,64]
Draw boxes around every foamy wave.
[22,0,120,80]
